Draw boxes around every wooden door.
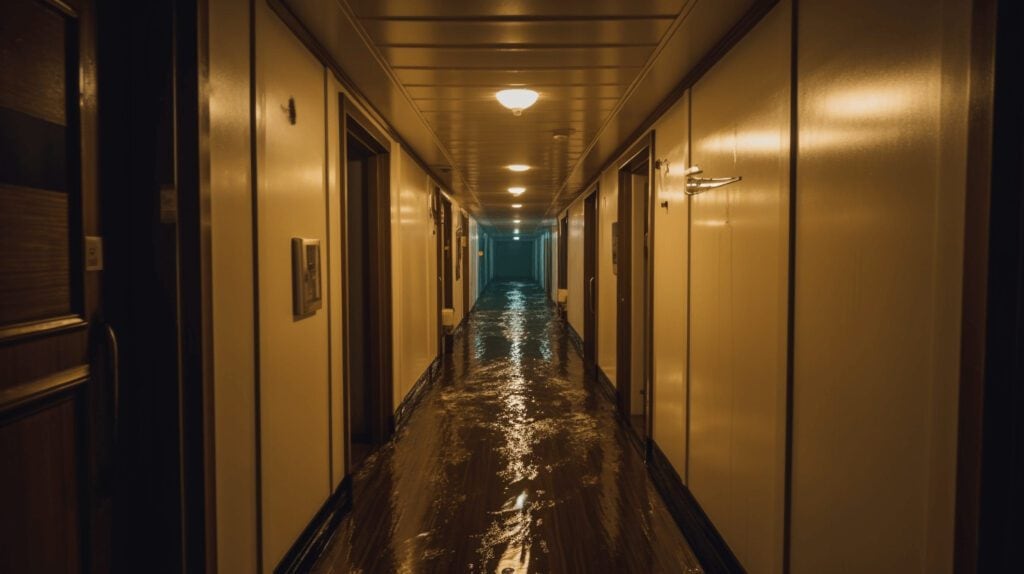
[0,0,108,572]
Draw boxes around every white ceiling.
[285,0,758,234]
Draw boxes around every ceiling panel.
[327,0,701,232]
[361,19,671,46]
[346,0,687,19]
[393,67,646,87]
[383,46,655,69]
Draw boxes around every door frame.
[616,134,655,446]
[339,94,394,471]
[583,187,600,376]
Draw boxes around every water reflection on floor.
[313,281,702,573]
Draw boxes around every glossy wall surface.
[650,94,690,475]
[566,198,586,336]
[598,170,619,385]
[209,0,257,570]
[255,3,331,567]
[392,147,440,407]
[688,4,790,571]
[790,0,970,570]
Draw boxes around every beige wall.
[469,218,480,308]
[597,169,619,385]
[209,0,257,570]
[565,198,586,335]
[650,94,690,476]
[391,147,440,407]
[254,3,332,567]
[326,75,346,491]
[688,4,791,571]
[790,0,969,571]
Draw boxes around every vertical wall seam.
[323,68,333,494]
[248,0,264,570]
[782,0,799,572]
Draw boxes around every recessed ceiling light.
[512,204,522,209]
[514,219,521,223]
[508,187,526,196]
[514,229,520,234]
[496,89,539,116]
[506,164,531,172]
[514,237,521,240]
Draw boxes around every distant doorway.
[616,140,653,446]
[341,97,393,471]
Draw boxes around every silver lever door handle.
[685,170,742,195]
[588,276,596,313]
[105,324,120,446]
[684,164,742,195]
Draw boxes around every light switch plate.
[85,236,103,271]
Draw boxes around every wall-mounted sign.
[291,238,322,318]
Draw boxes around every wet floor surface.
[313,281,702,574]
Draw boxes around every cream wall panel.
[550,224,559,303]
[327,75,346,489]
[392,147,438,407]
[469,218,480,308]
[255,3,331,569]
[651,94,690,477]
[597,169,618,385]
[449,199,465,326]
[688,3,790,572]
[566,200,586,335]
[209,0,257,570]
[791,0,969,571]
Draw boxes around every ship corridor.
[0,0,1022,573]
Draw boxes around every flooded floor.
[313,281,702,573]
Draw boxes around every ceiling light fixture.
[514,229,520,234]
[506,164,531,172]
[514,219,521,223]
[496,89,539,116]
[514,237,521,241]
[512,204,522,209]
[508,187,526,196]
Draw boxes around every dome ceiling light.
[512,204,522,208]
[506,164,531,172]
[508,187,526,196]
[496,89,539,116]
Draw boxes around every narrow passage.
[314,281,701,573]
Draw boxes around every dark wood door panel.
[0,185,73,325]
[0,396,82,574]
[0,0,103,572]
[0,0,67,126]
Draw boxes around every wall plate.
[291,238,322,318]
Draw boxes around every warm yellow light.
[506,164,531,172]
[496,89,539,116]
[508,187,526,196]
[513,219,521,223]
[512,204,522,208]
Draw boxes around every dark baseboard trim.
[594,365,617,405]
[648,442,745,574]
[274,475,353,573]
[565,321,584,355]
[394,355,442,430]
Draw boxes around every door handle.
[104,324,120,447]
[588,277,596,313]
[684,164,742,195]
